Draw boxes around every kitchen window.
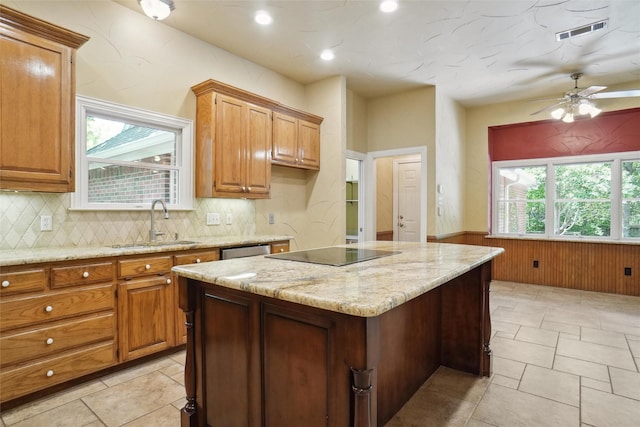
[72,96,193,210]
[492,152,640,241]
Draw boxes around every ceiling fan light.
[562,113,574,123]
[578,100,593,115]
[589,105,602,118]
[139,0,174,20]
[551,107,565,120]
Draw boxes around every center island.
[172,241,504,427]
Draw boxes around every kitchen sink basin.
[110,240,198,249]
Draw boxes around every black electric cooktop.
[265,247,400,266]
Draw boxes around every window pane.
[622,161,640,198]
[623,201,640,238]
[88,162,177,204]
[87,116,177,166]
[497,166,545,234]
[555,201,610,237]
[555,162,611,199]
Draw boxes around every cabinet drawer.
[0,341,115,402]
[51,262,114,289]
[118,256,172,278]
[0,284,114,332]
[0,313,115,367]
[0,269,46,296]
[271,241,290,254]
[174,250,219,266]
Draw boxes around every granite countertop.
[172,241,504,317]
[0,235,292,266]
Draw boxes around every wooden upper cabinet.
[192,83,272,199]
[192,79,323,198]
[0,6,89,192]
[272,111,321,170]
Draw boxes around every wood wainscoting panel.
[433,232,639,296]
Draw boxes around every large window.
[493,152,640,241]
[72,96,193,210]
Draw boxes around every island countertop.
[172,241,504,317]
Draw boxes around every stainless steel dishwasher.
[221,244,271,259]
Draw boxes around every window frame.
[492,151,640,242]
[72,95,194,211]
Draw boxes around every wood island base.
[178,261,492,427]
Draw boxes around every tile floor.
[1,281,639,426]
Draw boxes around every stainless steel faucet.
[149,199,169,242]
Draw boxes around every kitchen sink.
[110,240,198,249]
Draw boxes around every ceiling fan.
[531,73,640,123]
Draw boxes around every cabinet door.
[297,119,321,170]
[271,112,298,166]
[118,275,175,361]
[245,103,272,197]
[0,28,74,192]
[214,94,247,195]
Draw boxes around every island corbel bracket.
[178,276,198,427]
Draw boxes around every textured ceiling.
[117,0,640,106]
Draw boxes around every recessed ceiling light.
[380,0,399,13]
[320,49,335,61]
[254,10,273,25]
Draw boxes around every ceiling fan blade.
[590,89,640,99]
[531,102,564,116]
[577,86,606,97]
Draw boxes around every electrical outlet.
[533,260,539,268]
[624,267,632,276]
[269,213,275,224]
[40,215,53,231]
[206,213,220,225]
[226,213,233,225]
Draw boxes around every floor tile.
[492,308,543,328]
[541,320,581,336]
[556,337,636,371]
[581,327,629,349]
[600,319,640,337]
[122,404,180,427]
[492,355,526,380]
[472,383,579,427]
[171,398,185,411]
[0,380,107,425]
[490,336,555,368]
[466,419,497,427]
[609,367,640,400]
[515,326,558,347]
[82,371,184,427]
[628,339,640,358]
[492,320,521,335]
[99,357,177,388]
[8,400,98,427]
[421,366,490,404]
[582,377,611,393]
[581,386,640,427]
[491,374,519,389]
[543,309,600,328]
[519,365,579,407]
[552,355,610,382]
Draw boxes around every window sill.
[486,234,640,245]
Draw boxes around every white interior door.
[394,158,421,241]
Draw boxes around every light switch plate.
[206,212,220,225]
[269,213,275,224]
[40,215,53,231]
[226,213,233,225]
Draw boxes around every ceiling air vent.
[556,19,608,41]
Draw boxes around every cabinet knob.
[247,186,252,192]
[46,338,54,345]
[46,370,54,377]
[242,186,247,192]
[1,280,9,288]
[166,278,172,284]
[280,248,284,252]
[195,258,201,263]
[295,158,299,163]
[145,264,151,270]
[45,305,53,313]
[82,271,89,278]
[300,159,304,163]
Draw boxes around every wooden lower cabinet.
[118,275,175,361]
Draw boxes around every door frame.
[393,156,422,241]
[346,150,367,243]
[364,146,427,242]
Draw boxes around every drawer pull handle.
[82,271,89,278]
[46,370,54,377]
[145,264,151,270]
[1,280,9,288]
[196,258,201,263]
[166,278,172,284]
[45,305,53,313]
[46,338,54,345]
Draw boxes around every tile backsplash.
[0,192,255,250]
